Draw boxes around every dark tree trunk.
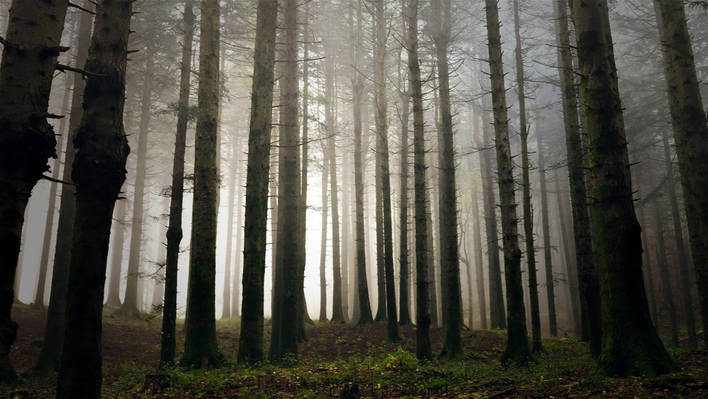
[479,108,505,330]
[431,0,461,357]
[398,52,411,326]
[536,131,557,337]
[298,0,311,336]
[161,0,194,366]
[34,0,92,375]
[270,0,300,361]
[654,0,708,348]
[181,0,224,369]
[406,0,431,359]
[512,0,541,353]
[55,0,132,395]
[554,0,601,353]
[0,0,70,381]
[570,0,674,376]
[484,0,530,365]
[237,0,278,364]
[352,0,373,325]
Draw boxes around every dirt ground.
[3,304,707,398]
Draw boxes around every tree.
[120,44,155,318]
[406,0,431,360]
[479,104,505,330]
[397,38,412,326]
[569,0,674,376]
[237,0,278,364]
[654,0,708,348]
[106,197,127,308]
[160,0,194,366]
[351,0,373,325]
[512,0,541,353]
[55,0,132,395]
[222,137,240,320]
[471,185,487,329]
[0,0,70,381]
[536,130,557,336]
[270,0,300,361]
[431,0,462,358]
[483,0,530,365]
[553,0,601,353]
[373,0,399,341]
[319,148,329,322]
[34,0,92,374]
[181,0,224,368]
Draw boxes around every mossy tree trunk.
[34,0,92,374]
[270,0,300,361]
[181,0,224,369]
[554,0,600,352]
[0,0,70,381]
[55,0,132,395]
[654,0,708,348]
[406,0,431,360]
[161,0,194,366]
[483,0,530,365]
[512,0,541,353]
[570,0,674,376]
[237,0,277,365]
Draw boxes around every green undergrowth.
[109,337,603,398]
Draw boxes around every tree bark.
[536,131,557,337]
[398,48,411,326]
[472,185,487,329]
[34,0,92,375]
[161,0,194,366]
[512,0,541,352]
[554,0,600,352]
[238,0,278,364]
[270,0,300,361]
[484,0,530,365]
[0,0,70,381]
[654,0,708,348]
[570,0,674,376]
[121,45,155,317]
[55,0,132,395]
[182,0,224,368]
[319,149,329,322]
[406,0,431,360]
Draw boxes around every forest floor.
[3,304,708,398]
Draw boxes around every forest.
[0,0,707,397]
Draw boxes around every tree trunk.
[121,46,155,317]
[554,169,581,336]
[554,0,601,353]
[161,0,194,366]
[661,129,697,347]
[232,169,245,317]
[484,0,530,365]
[237,0,278,364]
[222,137,240,319]
[372,0,399,341]
[319,149,329,322]
[270,0,300,361]
[654,0,708,348]
[0,0,70,381]
[352,0,373,325]
[536,131,557,337]
[406,0,431,359]
[512,0,541,353]
[106,197,127,308]
[398,52,411,326]
[55,0,132,395]
[298,0,311,335]
[570,0,674,376]
[34,0,92,375]
[479,106,505,330]
[182,0,224,368]
[431,0,461,357]
[650,185,678,346]
[472,185,487,329]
